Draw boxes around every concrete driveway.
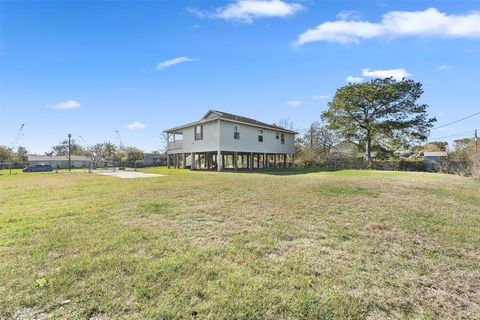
[93,169,166,179]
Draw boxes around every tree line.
[2,77,478,176]
[281,77,478,176]
[0,146,28,163]
[0,140,148,167]
[51,140,147,166]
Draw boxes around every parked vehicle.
[23,164,54,172]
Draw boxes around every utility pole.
[475,129,478,153]
[68,133,72,172]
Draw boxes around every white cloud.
[336,10,362,21]
[345,68,411,82]
[362,68,411,81]
[346,76,364,83]
[187,8,208,19]
[189,0,303,23]
[126,121,147,129]
[313,94,331,100]
[156,57,196,70]
[295,8,480,45]
[286,100,301,106]
[437,64,450,70]
[50,100,81,110]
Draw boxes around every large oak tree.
[322,78,436,161]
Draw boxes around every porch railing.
[167,140,183,151]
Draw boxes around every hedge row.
[299,159,431,172]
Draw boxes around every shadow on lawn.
[222,167,334,176]
[221,167,402,176]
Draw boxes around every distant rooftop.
[28,155,90,161]
[423,151,448,157]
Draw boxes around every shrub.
[435,150,480,178]
[299,159,428,172]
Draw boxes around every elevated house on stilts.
[163,110,297,171]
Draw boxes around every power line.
[432,111,480,130]
[431,129,475,140]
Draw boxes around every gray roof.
[28,155,90,161]
[164,109,297,134]
[423,151,448,157]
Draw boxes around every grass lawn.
[1,168,479,319]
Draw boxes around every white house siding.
[176,120,220,153]
[168,119,295,155]
[219,120,295,154]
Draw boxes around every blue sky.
[0,0,479,153]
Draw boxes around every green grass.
[0,168,479,319]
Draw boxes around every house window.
[234,125,240,140]
[276,132,279,140]
[194,125,203,141]
[280,133,285,144]
[258,129,263,142]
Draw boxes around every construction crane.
[114,130,124,150]
[78,135,89,147]
[9,124,25,175]
[12,124,25,150]
[78,135,95,172]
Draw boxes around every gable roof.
[164,109,297,134]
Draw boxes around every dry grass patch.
[0,168,479,319]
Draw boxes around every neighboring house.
[394,149,414,158]
[330,141,359,159]
[163,110,297,171]
[330,141,377,159]
[27,155,91,169]
[144,153,167,166]
[423,151,448,161]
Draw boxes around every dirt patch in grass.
[367,222,387,230]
